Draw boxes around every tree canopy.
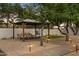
[0,3,79,35]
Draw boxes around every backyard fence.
[0,28,63,39]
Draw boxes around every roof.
[15,19,50,25]
[23,19,39,23]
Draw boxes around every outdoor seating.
[17,32,36,41]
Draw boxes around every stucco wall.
[0,28,63,39]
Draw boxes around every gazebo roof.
[23,19,39,23]
[15,19,50,25]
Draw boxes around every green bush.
[44,35,65,40]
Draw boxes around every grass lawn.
[43,35,65,41]
[50,35,65,38]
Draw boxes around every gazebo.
[13,19,50,40]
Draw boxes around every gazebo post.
[35,24,37,38]
[11,19,15,39]
[22,22,25,41]
[48,23,50,37]
[13,22,15,39]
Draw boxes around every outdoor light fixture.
[47,39,50,43]
[72,44,78,53]
[76,44,78,53]
[45,35,51,43]
[72,44,76,47]
[69,39,72,43]
[28,44,33,52]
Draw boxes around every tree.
[0,3,23,39]
[33,4,49,46]
[1,3,14,28]
[42,3,79,41]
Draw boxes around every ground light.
[72,44,78,53]
[69,39,72,43]
[46,36,50,43]
[28,44,33,52]
[47,39,50,43]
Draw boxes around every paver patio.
[0,38,72,56]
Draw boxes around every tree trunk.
[58,26,66,35]
[40,25,44,46]
[65,20,69,41]
[7,18,9,28]
[22,23,25,41]
[58,26,69,41]
[65,34,69,41]
[13,21,15,39]
[70,23,76,35]
[35,25,37,38]
[6,14,9,28]
[75,27,79,35]
[69,21,78,35]
[58,20,69,41]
